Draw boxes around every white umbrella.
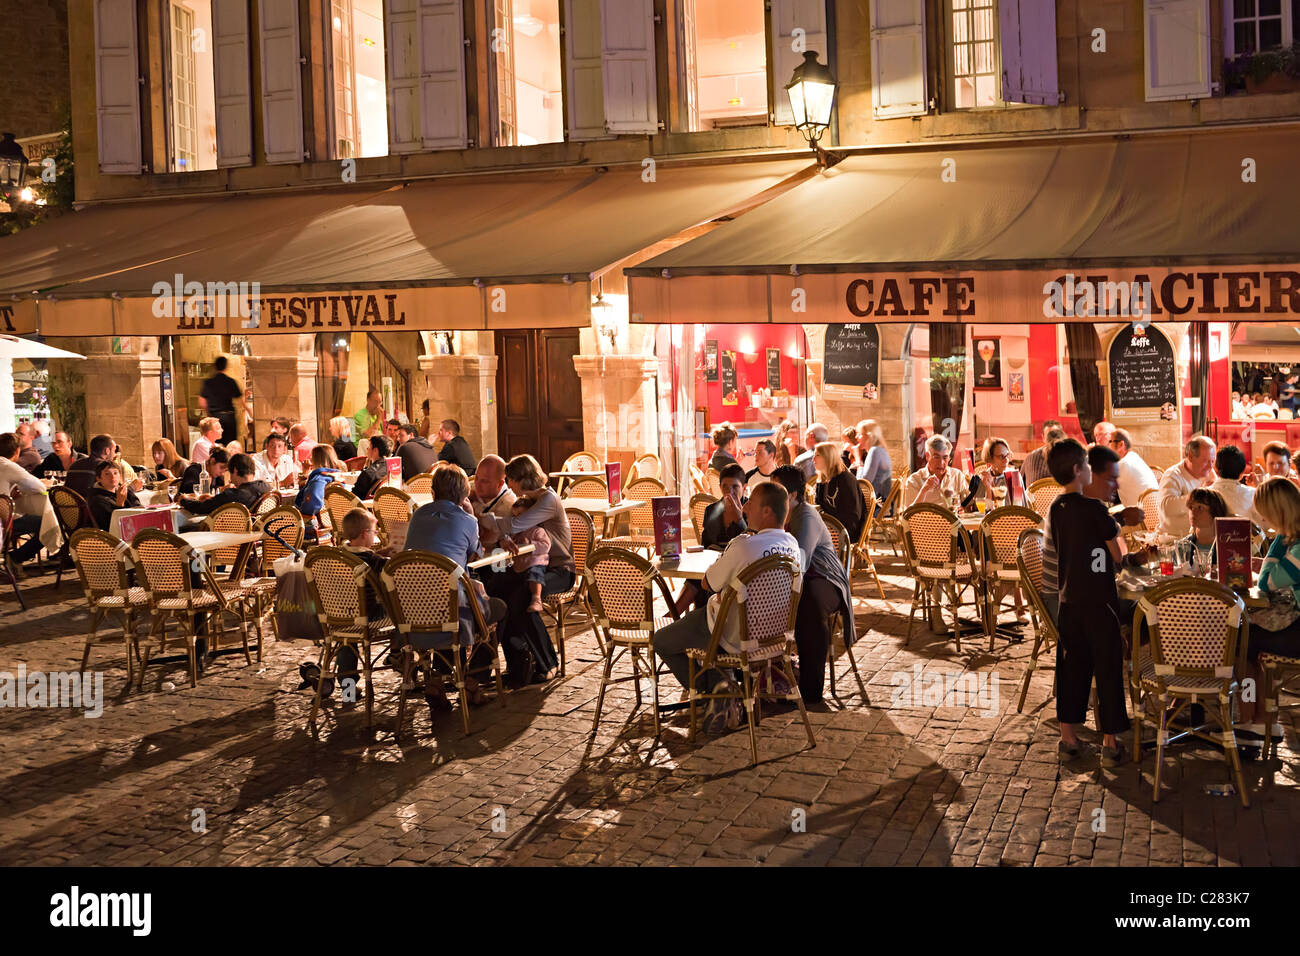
[0,334,86,361]
[0,335,84,433]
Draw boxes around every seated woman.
[708,423,739,473]
[328,416,357,462]
[1237,477,1300,750]
[294,445,343,538]
[840,426,857,470]
[813,440,864,542]
[477,454,574,686]
[1185,487,1226,568]
[975,436,1012,507]
[854,419,892,506]
[88,460,141,532]
[350,436,391,500]
[505,494,552,613]
[144,438,188,483]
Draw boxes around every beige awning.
[626,126,1300,324]
[0,157,814,336]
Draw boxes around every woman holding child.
[478,455,574,685]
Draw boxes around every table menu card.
[606,462,622,504]
[652,497,682,559]
[1216,517,1252,589]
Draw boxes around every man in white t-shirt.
[652,481,802,734]
[252,433,297,490]
[1109,428,1159,507]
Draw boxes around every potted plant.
[1224,43,1300,94]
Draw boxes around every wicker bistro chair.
[978,506,1042,649]
[562,451,601,473]
[900,504,981,650]
[257,506,305,571]
[345,456,368,471]
[872,480,905,557]
[703,468,723,498]
[631,453,661,482]
[371,486,414,540]
[302,547,396,731]
[853,479,886,601]
[252,490,281,518]
[0,495,27,608]
[601,477,666,553]
[585,547,679,739]
[323,484,362,537]
[820,513,867,702]
[380,550,504,737]
[132,529,247,689]
[688,494,716,544]
[1026,478,1065,517]
[1130,579,1250,807]
[1260,651,1300,762]
[1139,487,1161,533]
[542,508,597,676]
[203,502,270,659]
[0,521,19,607]
[1015,527,1060,713]
[50,485,94,589]
[686,553,814,765]
[404,472,434,496]
[70,528,150,684]
[688,464,707,497]
[565,476,608,501]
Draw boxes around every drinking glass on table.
[1158,545,1175,576]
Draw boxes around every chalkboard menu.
[1107,324,1178,422]
[824,323,881,397]
[766,348,782,390]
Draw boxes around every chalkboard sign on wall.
[1108,324,1178,423]
[823,323,881,398]
[766,348,782,390]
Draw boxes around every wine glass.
[977,340,996,381]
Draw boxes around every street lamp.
[0,133,29,202]
[784,51,838,164]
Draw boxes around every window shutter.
[417,0,467,149]
[770,0,828,126]
[869,0,926,118]
[258,0,305,163]
[212,0,253,167]
[600,0,657,132]
[676,0,699,130]
[1000,0,1062,104]
[386,0,420,152]
[1144,0,1211,101]
[94,0,143,174]
[564,0,606,139]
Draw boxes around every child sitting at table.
[334,507,391,699]
[507,493,552,613]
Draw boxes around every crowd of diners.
[7,395,1300,744]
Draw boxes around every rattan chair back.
[379,550,460,637]
[303,547,375,633]
[821,512,852,572]
[1139,578,1245,677]
[323,484,362,536]
[71,527,132,601]
[1027,478,1064,516]
[50,485,92,536]
[132,529,225,608]
[372,486,414,534]
[703,468,723,498]
[980,506,1041,584]
[689,494,716,542]
[565,507,595,573]
[586,546,658,641]
[623,477,666,536]
[206,502,253,571]
[1016,527,1056,638]
[562,451,601,473]
[632,453,661,481]
[703,553,801,665]
[901,503,972,577]
[404,472,434,496]
[1139,487,1160,532]
[257,506,305,566]
[567,477,608,499]
[253,490,281,517]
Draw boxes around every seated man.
[468,454,516,530]
[179,453,270,516]
[652,482,801,734]
[1208,444,1260,526]
[191,417,223,465]
[404,465,507,713]
[181,448,229,495]
[0,432,49,569]
[88,460,141,532]
[395,423,438,481]
[350,436,391,500]
[1155,436,1215,538]
[435,419,476,473]
[252,432,297,492]
[904,433,969,507]
[676,462,748,613]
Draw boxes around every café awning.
[625,126,1300,324]
[0,157,814,337]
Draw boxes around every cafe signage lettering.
[167,292,408,331]
[845,277,975,318]
[0,306,14,332]
[1042,270,1300,318]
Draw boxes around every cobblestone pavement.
[1,550,1297,867]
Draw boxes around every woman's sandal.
[464,680,488,707]
[425,676,453,712]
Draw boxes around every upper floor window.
[949,0,999,108]
[490,0,563,146]
[676,0,768,131]
[166,0,218,171]
[1229,0,1299,53]
[326,0,388,157]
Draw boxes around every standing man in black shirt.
[199,356,244,445]
[1047,438,1128,768]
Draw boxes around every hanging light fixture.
[784,51,838,165]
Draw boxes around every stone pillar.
[572,353,659,462]
[46,336,164,464]
[245,334,319,437]
[420,351,500,457]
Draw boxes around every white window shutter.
[386,0,421,153]
[676,0,699,130]
[212,0,253,167]
[258,0,304,163]
[1000,0,1061,104]
[600,0,657,132]
[565,0,606,139]
[1144,0,1211,101]
[869,0,926,118]
[94,0,142,174]
[770,0,828,126]
[417,0,467,149]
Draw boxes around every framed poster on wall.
[973,337,1002,390]
[721,350,738,405]
[704,340,719,382]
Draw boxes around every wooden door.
[495,329,583,473]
